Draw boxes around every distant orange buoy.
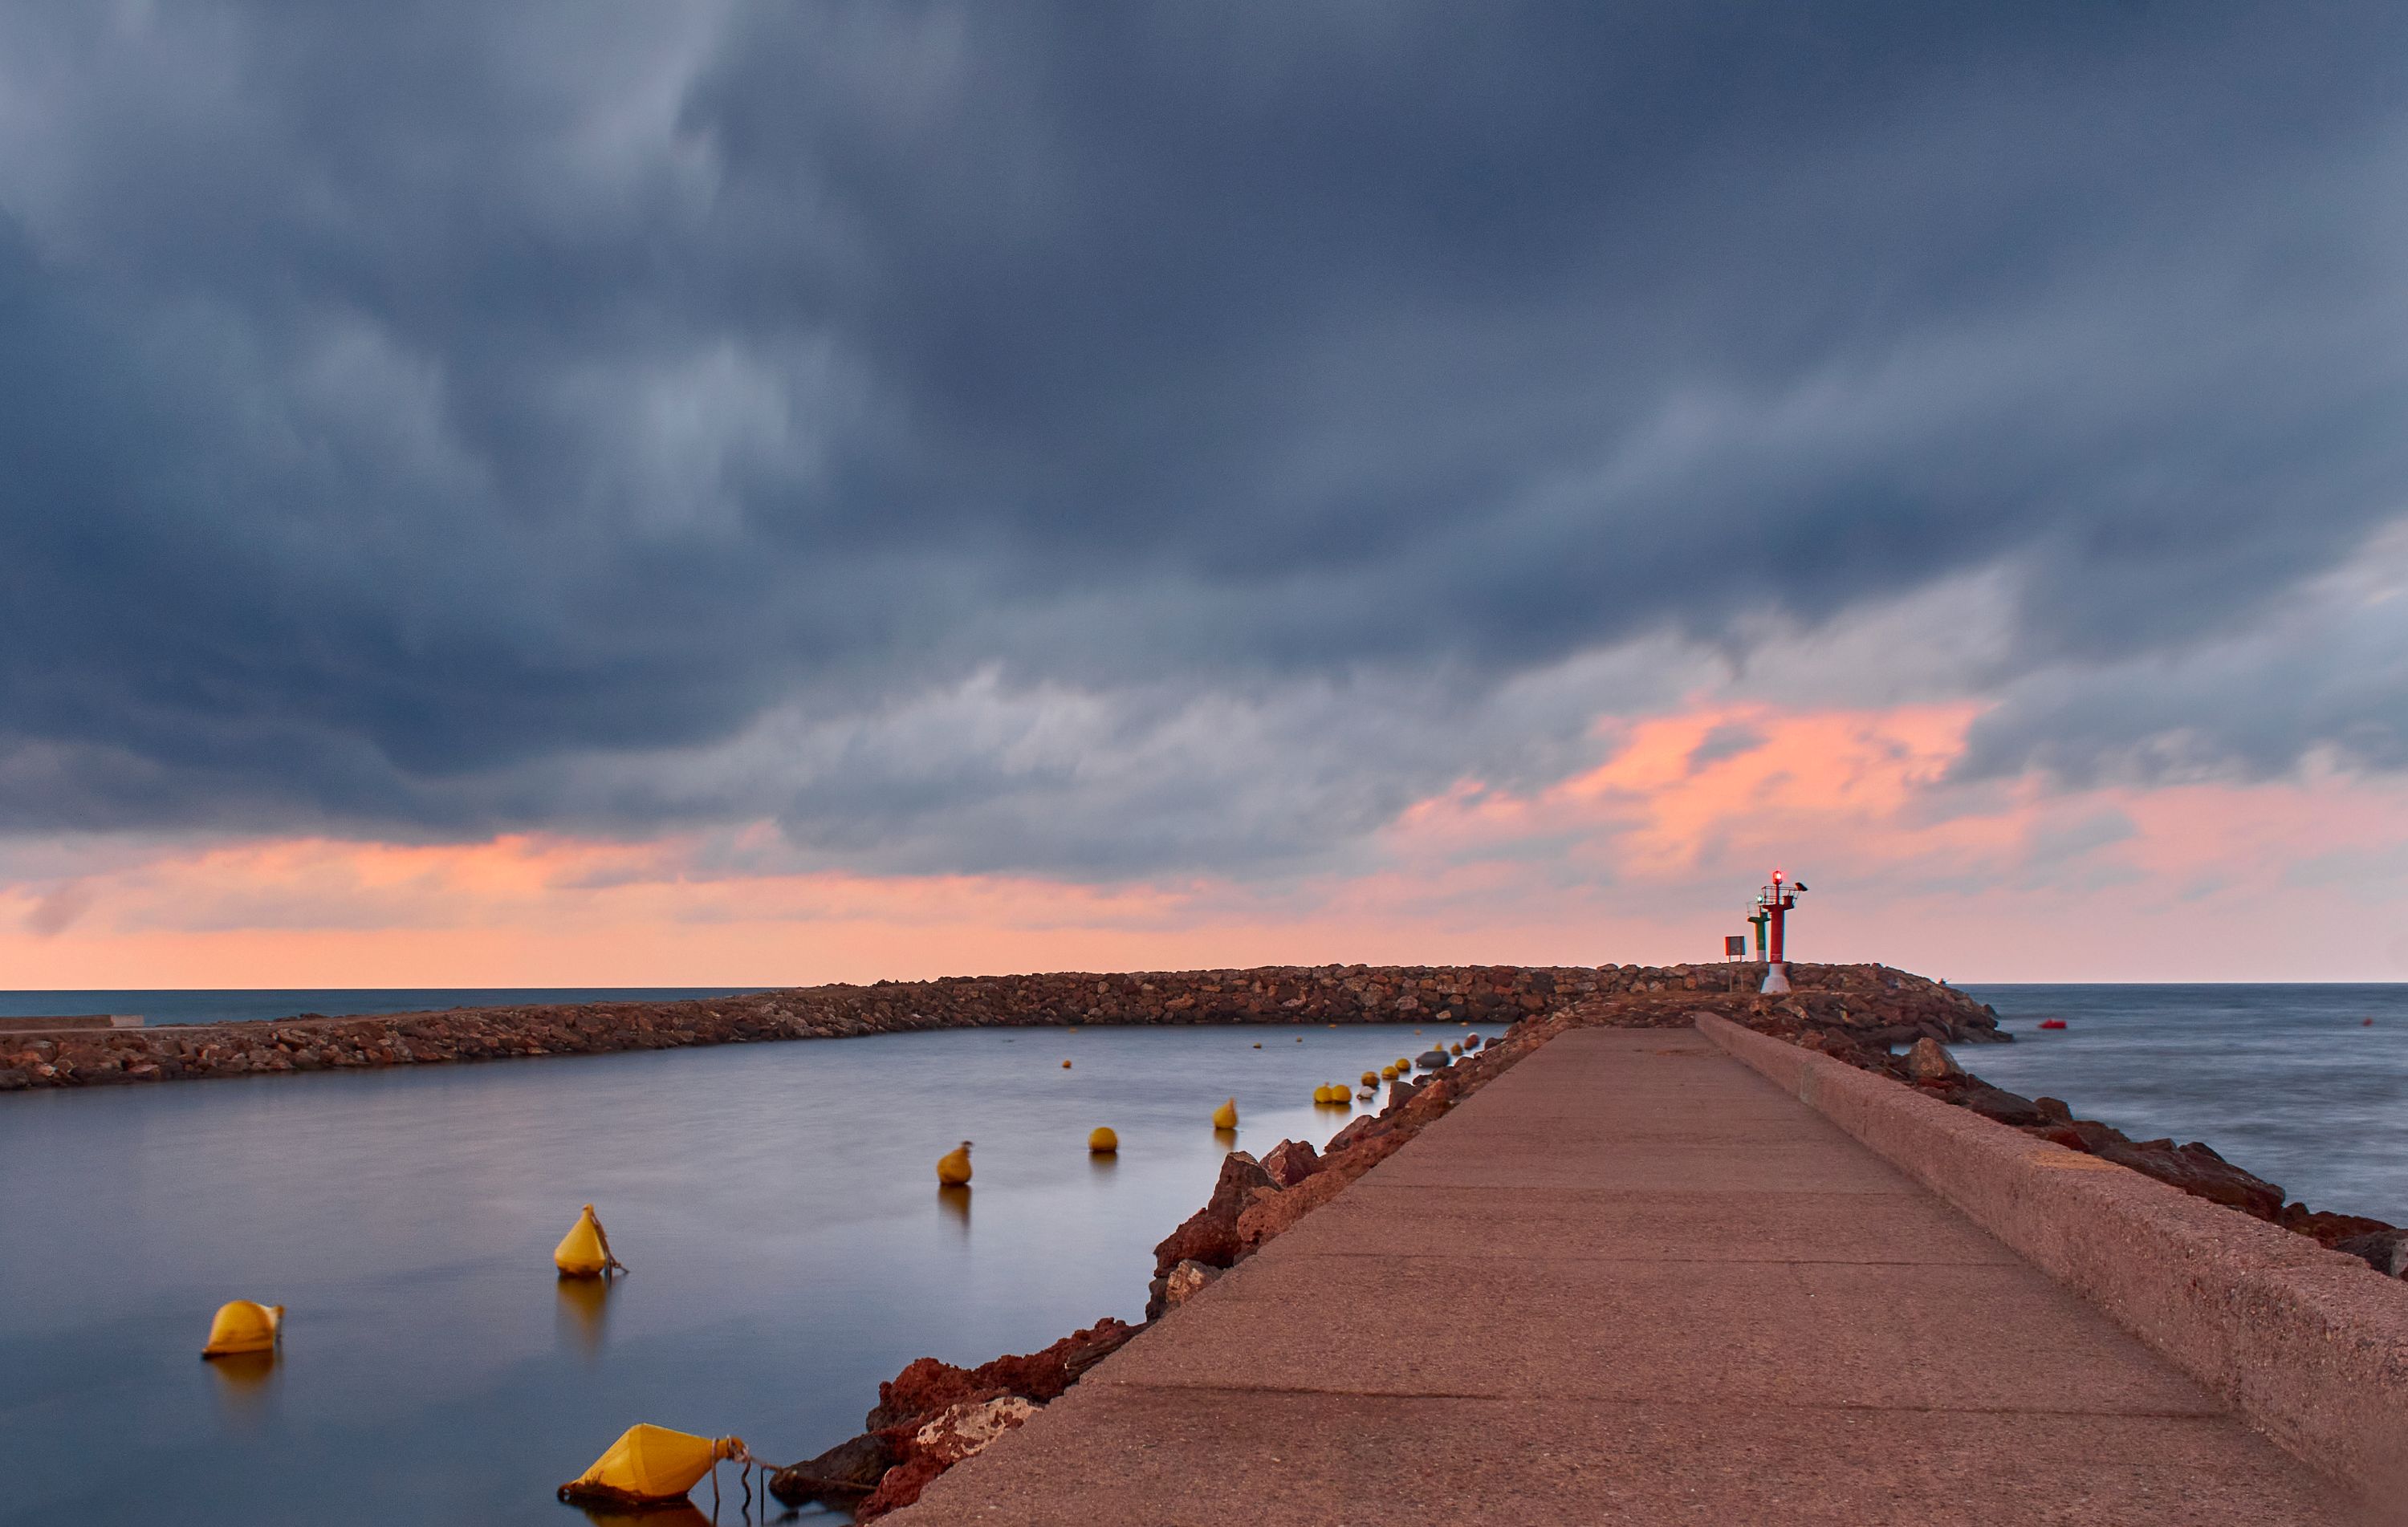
[937,1142,973,1185]
[1062,1059,1072,1068]
[201,1301,283,1358]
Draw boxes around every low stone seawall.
[1698,1013,2408,1501]
[0,959,2001,1092]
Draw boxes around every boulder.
[1162,1259,1221,1309]
[866,1318,1137,1429]
[2334,1229,2408,1278]
[2278,1204,2398,1248]
[1956,1084,2052,1129]
[908,1395,1036,1468]
[1145,1153,1277,1316]
[2097,1138,2285,1223]
[1902,1037,1961,1082]
[768,1432,895,1507]
[1260,1138,1321,1188]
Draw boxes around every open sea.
[2,982,2402,1527]
[1959,984,2407,1224]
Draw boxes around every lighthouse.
[1754,871,1808,995]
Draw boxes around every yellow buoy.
[1088,1127,1118,1153]
[554,1204,625,1279]
[1450,1042,1463,1055]
[1062,1059,1072,1068]
[1360,1070,1379,1086]
[559,1424,746,1508]
[1379,1065,1398,1081]
[1252,1042,1263,1049]
[937,1141,973,1185]
[201,1300,283,1358]
[1396,1058,1411,1070]
[1212,1098,1238,1129]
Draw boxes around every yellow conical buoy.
[201,1300,283,1358]
[1450,1042,1463,1055]
[1088,1127,1118,1153]
[554,1204,625,1278]
[1212,1098,1238,1129]
[937,1141,973,1185]
[559,1425,746,1508]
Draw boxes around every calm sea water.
[7,985,2403,1527]
[1959,984,2408,1224]
[0,1018,1452,1527]
[0,989,767,1027]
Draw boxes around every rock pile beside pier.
[0,960,2001,1092]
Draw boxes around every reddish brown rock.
[866,1318,1138,1429]
[1259,1138,1320,1188]
[2096,1138,2285,1223]
[2277,1204,2398,1249]
[855,1454,949,1521]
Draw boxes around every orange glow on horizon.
[7,700,2408,986]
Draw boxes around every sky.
[3,2,2406,986]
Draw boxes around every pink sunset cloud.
[8,699,2406,987]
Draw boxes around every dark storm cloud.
[2,2,2405,867]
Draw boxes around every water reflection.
[555,1275,613,1358]
[203,1350,279,1423]
[1,1021,1441,1526]
[575,1505,713,1527]
[936,1184,972,1233]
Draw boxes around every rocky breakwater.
[1773,1021,2408,1281]
[0,960,2002,1094]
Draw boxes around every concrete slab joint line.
[886,1026,2364,1525]
[1695,1012,2408,1505]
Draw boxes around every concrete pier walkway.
[894,1029,2344,1525]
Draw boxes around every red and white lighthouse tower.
[1754,871,1807,994]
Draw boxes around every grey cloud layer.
[2,2,2403,871]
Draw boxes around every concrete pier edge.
[1697,1012,2408,1497]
